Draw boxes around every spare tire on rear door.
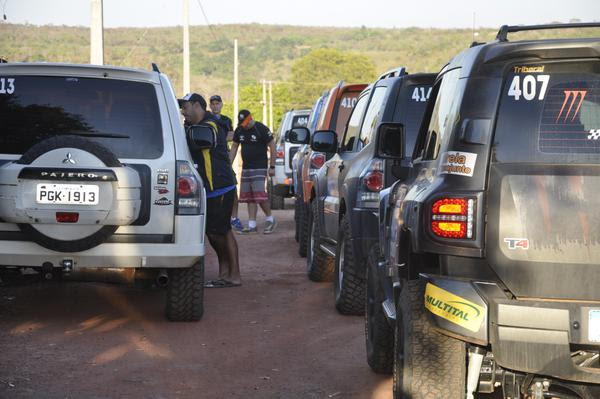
[0,135,142,252]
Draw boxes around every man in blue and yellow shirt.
[179,93,241,288]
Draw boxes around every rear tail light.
[276,147,285,159]
[431,198,474,239]
[357,159,384,208]
[310,153,325,169]
[56,212,79,223]
[175,160,202,215]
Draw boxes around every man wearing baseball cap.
[229,109,277,234]
[179,92,241,288]
[209,94,243,233]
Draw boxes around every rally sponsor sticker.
[424,283,485,333]
[438,151,477,177]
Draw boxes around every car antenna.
[151,63,161,73]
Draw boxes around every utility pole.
[233,39,238,124]
[182,0,190,95]
[268,81,273,131]
[262,79,267,125]
[90,0,104,65]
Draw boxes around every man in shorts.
[179,92,241,287]
[229,109,277,234]
[209,94,244,233]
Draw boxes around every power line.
[194,0,219,42]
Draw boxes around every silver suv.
[270,109,310,209]
[0,62,207,321]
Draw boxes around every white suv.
[0,62,208,321]
[270,109,310,209]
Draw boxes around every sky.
[2,0,599,29]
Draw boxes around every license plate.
[36,183,99,205]
[589,309,600,342]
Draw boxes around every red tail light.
[431,198,474,239]
[276,147,284,159]
[178,176,196,196]
[175,161,202,215]
[310,153,325,169]
[56,212,79,223]
[364,170,383,192]
[357,159,384,208]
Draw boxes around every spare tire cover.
[17,135,122,252]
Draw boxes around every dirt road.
[0,205,392,398]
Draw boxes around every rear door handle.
[338,163,344,171]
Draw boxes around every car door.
[323,92,370,239]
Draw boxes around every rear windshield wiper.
[67,130,130,139]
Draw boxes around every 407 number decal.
[507,75,549,101]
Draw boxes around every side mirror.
[310,130,337,153]
[286,127,310,144]
[188,123,216,149]
[376,122,404,159]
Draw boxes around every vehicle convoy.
[0,62,212,322]
[369,23,600,399]
[292,82,365,258]
[270,108,310,209]
[301,69,434,315]
[292,92,328,244]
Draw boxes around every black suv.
[371,23,600,399]
[304,69,434,315]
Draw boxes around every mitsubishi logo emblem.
[62,152,76,164]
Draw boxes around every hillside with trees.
[2,22,598,131]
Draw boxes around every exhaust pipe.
[156,269,169,287]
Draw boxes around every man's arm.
[267,138,276,176]
[229,141,239,164]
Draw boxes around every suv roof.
[0,62,161,84]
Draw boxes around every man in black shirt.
[209,94,243,233]
[179,92,241,287]
[230,109,277,234]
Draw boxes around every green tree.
[290,48,377,107]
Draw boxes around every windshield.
[0,75,164,159]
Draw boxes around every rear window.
[395,83,432,157]
[0,75,164,159]
[332,90,360,137]
[494,61,600,163]
[291,114,309,128]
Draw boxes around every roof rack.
[151,63,161,73]
[377,67,406,80]
[496,22,600,42]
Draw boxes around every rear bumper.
[421,274,600,383]
[0,215,205,269]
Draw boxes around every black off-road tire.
[306,200,334,282]
[393,279,466,399]
[334,213,365,315]
[294,198,300,242]
[298,202,309,258]
[166,260,204,322]
[365,244,394,374]
[269,180,284,210]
